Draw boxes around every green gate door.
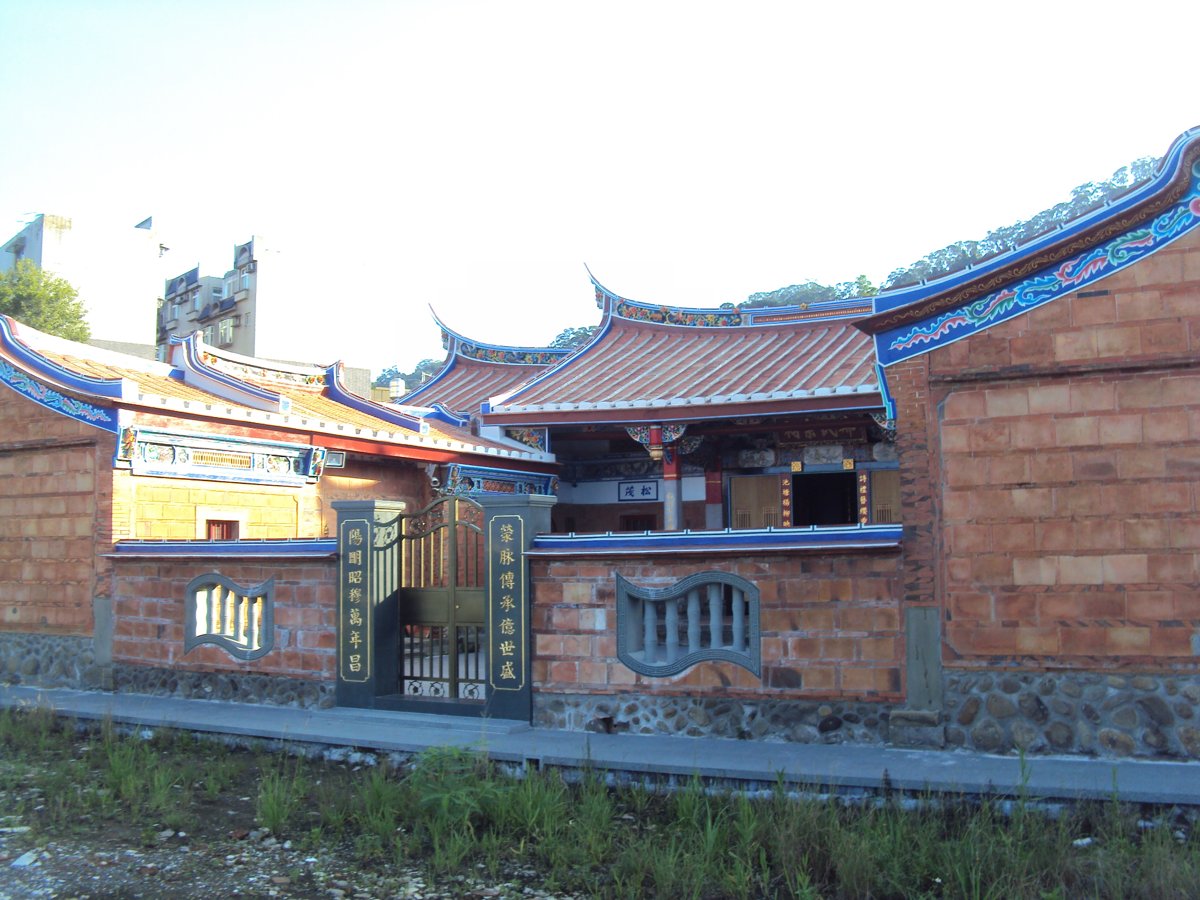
[392,496,487,712]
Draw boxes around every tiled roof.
[399,314,573,415]
[401,357,550,415]
[483,285,881,425]
[0,317,551,464]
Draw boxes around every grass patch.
[0,707,1197,897]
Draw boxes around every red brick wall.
[908,225,1200,670]
[111,556,337,681]
[532,550,904,702]
[0,386,115,635]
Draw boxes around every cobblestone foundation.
[0,632,101,689]
[945,671,1200,759]
[535,692,891,744]
[113,664,335,709]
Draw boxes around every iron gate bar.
[396,496,486,706]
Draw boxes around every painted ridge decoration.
[503,427,548,451]
[442,463,557,497]
[0,357,117,432]
[200,352,327,388]
[612,295,743,327]
[453,340,570,366]
[878,163,1200,366]
[115,426,325,486]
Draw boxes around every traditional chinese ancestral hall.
[4,125,1200,758]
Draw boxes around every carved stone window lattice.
[616,571,760,678]
[184,573,275,661]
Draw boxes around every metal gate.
[396,496,487,707]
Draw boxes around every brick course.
[903,225,1200,673]
[110,556,338,681]
[532,549,904,704]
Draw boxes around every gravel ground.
[0,827,583,899]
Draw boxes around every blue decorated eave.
[433,308,574,366]
[110,538,338,558]
[859,126,1200,345]
[171,332,293,413]
[323,360,429,434]
[528,524,903,557]
[1,314,137,400]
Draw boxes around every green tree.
[882,156,1160,290]
[400,358,444,392]
[0,259,90,340]
[549,324,597,348]
[849,274,878,298]
[372,364,402,388]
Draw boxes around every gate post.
[332,499,405,708]
[477,494,555,722]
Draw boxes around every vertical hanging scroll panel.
[332,500,405,709]
[480,493,555,723]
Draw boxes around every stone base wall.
[114,663,334,708]
[0,632,102,689]
[945,670,1200,759]
[535,691,891,744]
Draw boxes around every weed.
[428,825,474,875]
[495,767,568,844]
[2,708,1198,898]
[407,746,500,837]
[255,756,308,834]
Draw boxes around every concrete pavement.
[3,684,1198,806]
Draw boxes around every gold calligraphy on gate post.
[339,519,371,683]
[488,515,525,691]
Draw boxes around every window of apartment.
[204,325,216,344]
[218,317,235,345]
[212,285,223,298]
[240,271,251,290]
[170,303,181,321]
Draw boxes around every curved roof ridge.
[431,306,573,365]
[0,315,148,400]
[174,333,334,381]
[589,269,872,328]
[859,124,1200,334]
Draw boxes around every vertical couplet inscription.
[488,515,524,691]
[339,518,371,682]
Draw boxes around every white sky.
[1,0,1197,375]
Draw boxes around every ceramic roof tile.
[487,315,879,420]
[4,319,548,463]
